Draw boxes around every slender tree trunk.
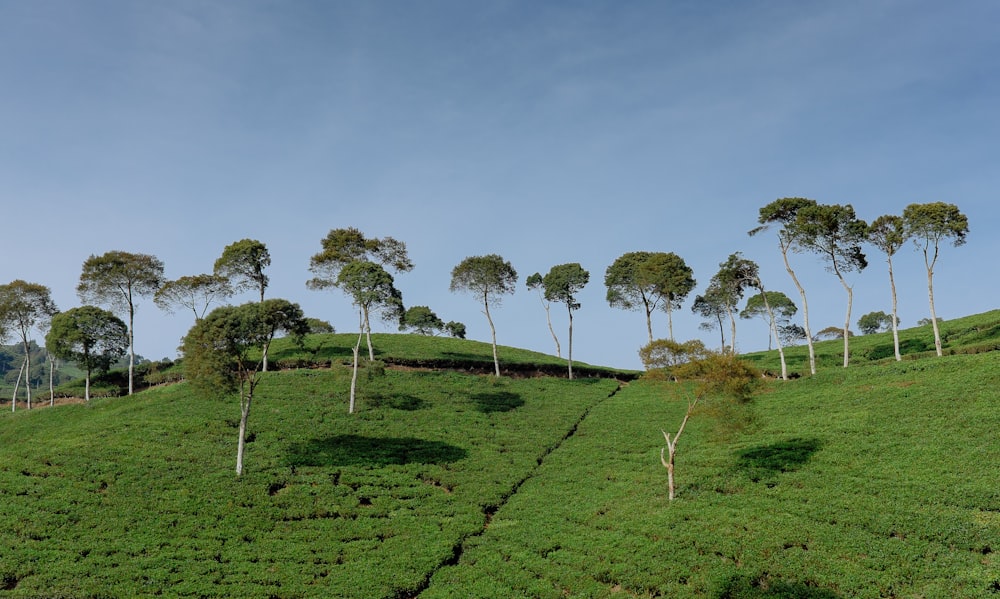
[544,300,561,358]
[724,306,737,354]
[888,256,901,361]
[781,243,816,375]
[49,355,55,407]
[127,305,135,396]
[363,306,375,361]
[21,338,32,409]
[483,294,500,377]
[85,369,91,402]
[236,388,253,477]
[834,269,853,368]
[760,288,788,381]
[567,306,574,380]
[660,397,697,501]
[666,304,675,341]
[924,246,943,356]
[644,297,654,345]
[12,359,25,412]
[349,311,363,413]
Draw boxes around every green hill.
[0,325,997,597]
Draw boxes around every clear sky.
[2,1,997,370]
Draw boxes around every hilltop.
[0,317,997,597]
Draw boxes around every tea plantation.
[0,322,998,597]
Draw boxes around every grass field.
[0,324,998,597]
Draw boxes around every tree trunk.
[21,339,32,409]
[236,391,253,476]
[11,359,25,412]
[760,288,788,381]
[665,303,675,341]
[781,243,816,375]
[85,370,91,402]
[644,298,654,345]
[924,246,943,357]
[349,311,363,413]
[724,306,736,354]
[49,355,55,407]
[364,306,375,361]
[888,256,901,361]
[835,270,853,368]
[128,305,135,396]
[567,306,574,380]
[483,294,500,377]
[546,302,561,358]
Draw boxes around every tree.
[691,287,728,351]
[526,272,561,357]
[214,239,273,370]
[305,318,335,334]
[540,263,590,379]
[867,214,908,360]
[154,274,233,321]
[741,290,797,380]
[449,254,518,377]
[444,321,466,339]
[399,306,445,335]
[0,281,57,410]
[815,326,853,340]
[605,251,696,343]
[214,239,271,303]
[697,253,758,353]
[308,228,413,360]
[182,299,307,476]
[903,202,969,357]
[336,261,404,413]
[750,198,818,375]
[46,306,128,402]
[792,203,868,367]
[857,311,898,335]
[76,251,164,396]
[641,344,760,500]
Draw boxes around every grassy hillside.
[0,328,998,597]
[742,309,1000,375]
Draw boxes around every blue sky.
[1,1,997,369]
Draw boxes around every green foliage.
[76,250,166,314]
[305,317,334,334]
[638,338,709,371]
[307,228,413,290]
[449,254,518,303]
[399,305,446,335]
[540,263,589,310]
[213,239,271,301]
[858,310,898,335]
[444,321,466,339]
[903,201,969,249]
[45,306,129,398]
[154,273,233,320]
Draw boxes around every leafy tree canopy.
[77,251,166,314]
[449,254,518,304]
[857,311,899,335]
[154,274,233,320]
[308,228,413,289]
[903,202,969,249]
[399,306,445,335]
[46,306,129,379]
[541,263,590,309]
[214,239,271,301]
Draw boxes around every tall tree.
[792,203,868,367]
[902,202,969,357]
[76,251,164,396]
[214,239,271,302]
[540,263,590,379]
[750,198,818,375]
[691,286,728,350]
[605,251,696,343]
[46,306,128,402]
[0,281,57,409]
[867,214,908,361]
[526,273,560,358]
[335,261,404,413]
[701,253,758,353]
[308,227,413,360]
[741,290,797,380]
[182,299,307,476]
[214,239,272,370]
[154,274,233,322]
[449,254,518,377]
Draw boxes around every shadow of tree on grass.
[717,572,841,598]
[287,435,467,467]
[736,437,823,481]
[470,391,524,413]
